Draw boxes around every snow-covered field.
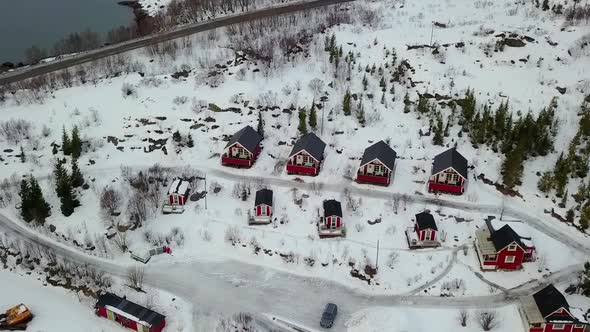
[1,0,590,329]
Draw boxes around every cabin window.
[296,155,303,164]
[552,324,564,330]
[575,324,585,328]
[260,205,266,216]
[447,173,459,184]
[508,244,517,251]
[505,255,515,263]
[484,255,496,262]
[303,154,314,166]
[373,164,385,176]
[367,164,374,174]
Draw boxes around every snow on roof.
[106,305,152,327]
[168,179,190,195]
[490,219,534,248]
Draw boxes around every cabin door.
[296,155,303,165]
[367,164,374,175]
[173,195,179,205]
[107,310,115,321]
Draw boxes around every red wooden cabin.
[95,293,166,332]
[286,133,326,176]
[356,141,397,186]
[318,199,344,237]
[475,222,532,271]
[520,285,588,332]
[221,125,263,168]
[428,148,468,194]
[251,189,273,224]
[415,211,438,241]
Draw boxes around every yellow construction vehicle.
[0,304,33,331]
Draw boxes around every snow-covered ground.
[1,0,590,329]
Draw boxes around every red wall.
[255,205,272,216]
[496,245,525,270]
[417,229,436,241]
[151,319,166,332]
[325,216,341,228]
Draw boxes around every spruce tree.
[298,108,308,135]
[362,75,368,91]
[582,262,590,296]
[187,134,194,148]
[501,146,524,189]
[52,144,58,155]
[28,176,51,224]
[356,100,366,126]
[19,179,32,222]
[257,111,265,137]
[343,90,352,116]
[553,153,570,197]
[62,126,72,156]
[403,93,411,113]
[70,158,84,188]
[71,125,82,158]
[60,183,80,217]
[20,146,25,163]
[537,172,554,193]
[380,92,386,105]
[433,116,444,146]
[308,101,317,130]
[54,159,69,198]
[416,95,429,114]
[172,130,181,142]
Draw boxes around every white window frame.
[574,324,585,328]
[232,146,241,157]
[505,255,516,264]
[374,164,384,176]
[331,217,339,230]
[446,172,459,184]
[508,244,517,251]
[552,323,565,330]
[260,205,267,216]
[367,164,374,174]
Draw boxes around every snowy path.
[405,246,461,295]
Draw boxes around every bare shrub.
[100,186,122,221]
[127,191,148,227]
[224,226,241,246]
[121,82,137,98]
[127,265,145,290]
[477,310,498,331]
[0,119,32,144]
[458,309,468,327]
[113,232,128,253]
[41,124,52,137]
[173,96,188,105]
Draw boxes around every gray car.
[320,303,338,328]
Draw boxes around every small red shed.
[95,292,166,332]
[286,133,326,176]
[318,199,344,237]
[252,189,273,224]
[415,211,438,241]
[356,141,397,186]
[428,148,468,194]
[167,179,190,206]
[521,285,588,332]
[221,125,263,168]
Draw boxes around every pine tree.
[542,0,549,10]
[380,92,386,105]
[356,100,366,126]
[19,179,32,222]
[52,144,58,155]
[343,90,352,116]
[566,209,575,223]
[257,111,265,137]
[501,146,525,189]
[28,176,51,224]
[20,146,25,163]
[187,134,194,148]
[582,262,590,295]
[560,190,568,208]
[379,76,386,89]
[298,108,308,135]
[71,125,82,158]
[433,116,444,146]
[553,153,570,197]
[330,34,336,51]
[537,171,554,193]
[416,95,429,114]
[54,159,69,198]
[362,75,368,91]
[324,35,330,52]
[60,182,80,217]
[70,158,84,188]
[403,93,411,113]
[62,126,72,156]
[308,101,317,130]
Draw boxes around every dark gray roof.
[96,292,165,327]
[490,224,524,251]
[432,148,468,179]
[323,199,342,217]
[255,189,273,206]
[289,133,326,161]
[533,285,572,320]
[225,125,263,153]
[415,212,437,231]
[360,141,397,170]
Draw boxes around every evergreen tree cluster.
[298,108,307,135]
[324,34,343,71]
[19,176,51,225]
[61,125,83,158]
[54,158,82,217]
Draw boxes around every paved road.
[0,0,353,86]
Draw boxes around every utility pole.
[430,21,435,46]
[375,240,380,270]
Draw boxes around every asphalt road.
[0,0,353,86]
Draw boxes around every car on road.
[320,303,338,328]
